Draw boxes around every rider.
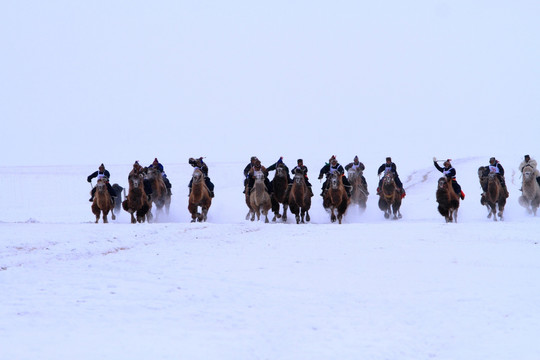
[481,157,508,194]
[345,155,369,195]
[243,156,258,193]
[433,158,465,200]
[188,157,215,197]
[267,156,293,199]
[266,157,293,182]
[377,157,405,197]
[148,158,172,195]
[87,163,116,202]
[291,158,314,196]
[247,159,272,194]
[519,154,540,188]
[317,156,352,197]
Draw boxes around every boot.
[210,191,214,198]
[460,191,465,200]
[400,188,406,199]
[376,187,381,195]
[89,197,93,202]
[308,186,314,197]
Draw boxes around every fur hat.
[297,159,303,164]
[386,157,391,162]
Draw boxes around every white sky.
[1,1,539,167]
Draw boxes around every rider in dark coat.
[345,155,369,195]
[318,156,352,197]
[291,158,313,196]
[247,159,272,194]
[148,158,172,194]
[480,157,507,193]
[188,157,214,197]
[243,156,258,193]
[377,157,405,196]
[266,157,292,183]
[433,158,464,199]
[87,163,116,201]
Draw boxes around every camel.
[146,167,171,221]
[270,163,289,222]
[91,178,115,223]
[322,172,350,224]
[249,172,272,223]
[122,170,151,223]
[378,171,402,220]
[436,177,460,223]
[188,168,212,222]
[288,169,311,224]
[518,165,540,216]
[347,167,368,209]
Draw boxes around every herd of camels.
[90,161,540,224]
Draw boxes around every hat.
[153,158,158,163]
[251,156,258,162]
[99,163,104,167]
[386,157,391,161]
[297,159,303,164]
[525,154,530,159]
[330,155,336,162]
[354,155,359,161]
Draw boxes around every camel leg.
[95,213,100,223]
[130,212,136,224]
[305,211,310,223]
[282,204,288,221]
[203,208,208,222]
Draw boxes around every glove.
[433,157,437,162]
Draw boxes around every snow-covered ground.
[2,156,540,360]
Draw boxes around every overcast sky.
[2,1,539,168]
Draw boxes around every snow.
[2,157,540,360]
